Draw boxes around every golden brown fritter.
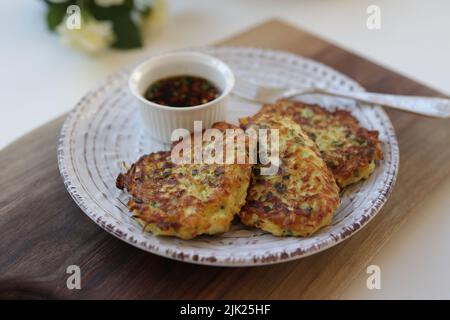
[256,101,384,188]
[116,122,252,240]
[239,112,341,237]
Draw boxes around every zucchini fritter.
[239,112,340,237]
[116,122,252,240]
[257,101,384,188]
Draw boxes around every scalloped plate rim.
[57,46,399,266]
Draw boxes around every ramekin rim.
[128,51,235,112]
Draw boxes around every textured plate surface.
[57,47,399,266]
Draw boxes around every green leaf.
[110,13,142,49]
[89,0,134,21]
[140,6,153,18]
[46,4,67,31]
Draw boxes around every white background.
[2,0,450,298]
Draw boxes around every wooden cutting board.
[1,19,449,299]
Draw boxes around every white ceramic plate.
[57,47,399,266]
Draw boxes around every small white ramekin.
[129,51,235,143]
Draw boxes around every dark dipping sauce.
[144,75,221,108]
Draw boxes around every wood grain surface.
[1,19,450,299]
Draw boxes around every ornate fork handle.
[283,88,450,118]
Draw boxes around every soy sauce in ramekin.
[144,75,220,108]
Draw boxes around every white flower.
[94,0,125,7]
[142,0,168,36]
[151,0,169,27]
[57,18,115,54]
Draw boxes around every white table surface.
[2,0,450,299]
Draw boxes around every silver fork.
[233,78,450,118]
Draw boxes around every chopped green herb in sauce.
[144,75,220,108]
